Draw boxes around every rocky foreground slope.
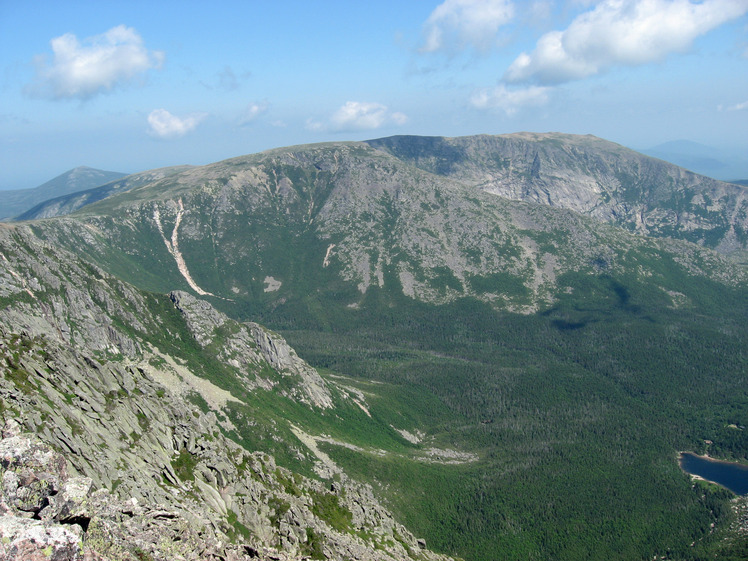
[0,224,450,561]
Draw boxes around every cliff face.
[0,224,450,561]
[365,133,748,256]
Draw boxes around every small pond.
[679,452,748,495]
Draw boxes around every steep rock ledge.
[169,290,333,409]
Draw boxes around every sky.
[2,0,748,189]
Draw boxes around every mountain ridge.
[28,135,744,315]
[15,134,748,262]
[364,133,748,257]
[16,165,194,221]
[0,166,127,220]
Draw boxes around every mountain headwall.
[366,133,748,256]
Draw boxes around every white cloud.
[305,118,326,132]
[391,112,409,126]
[470,84,550,115]
[331,101,389,130]
[147,109,205,139]
[505,0,748,85]
[308,101,408,132]
[420,0,515,53]
[529,0,553,20]
[239,100,270,125]
[723,100,748,111]
[27,25,164,100]
[201,66,252,91]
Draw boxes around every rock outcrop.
[0,224,452,561]
[169,290,333,408]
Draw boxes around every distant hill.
[0,166,126,220]
[642,139,748,180]
[17,165,194,220]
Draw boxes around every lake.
[679,452,748,495]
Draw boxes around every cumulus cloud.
[307,101,408,132]
[420,0,515,53]
[331,101,390,130]
[470,84,550,115]
[505,0,748,85]
[147,109,205,139]
[27,25,164,100]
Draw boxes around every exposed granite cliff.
[169,290,333,409]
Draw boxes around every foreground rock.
[0,225,452,561]
[0,339,450,560]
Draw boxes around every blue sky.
[2,0,748,189]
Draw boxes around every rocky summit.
[1,134,747,561]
